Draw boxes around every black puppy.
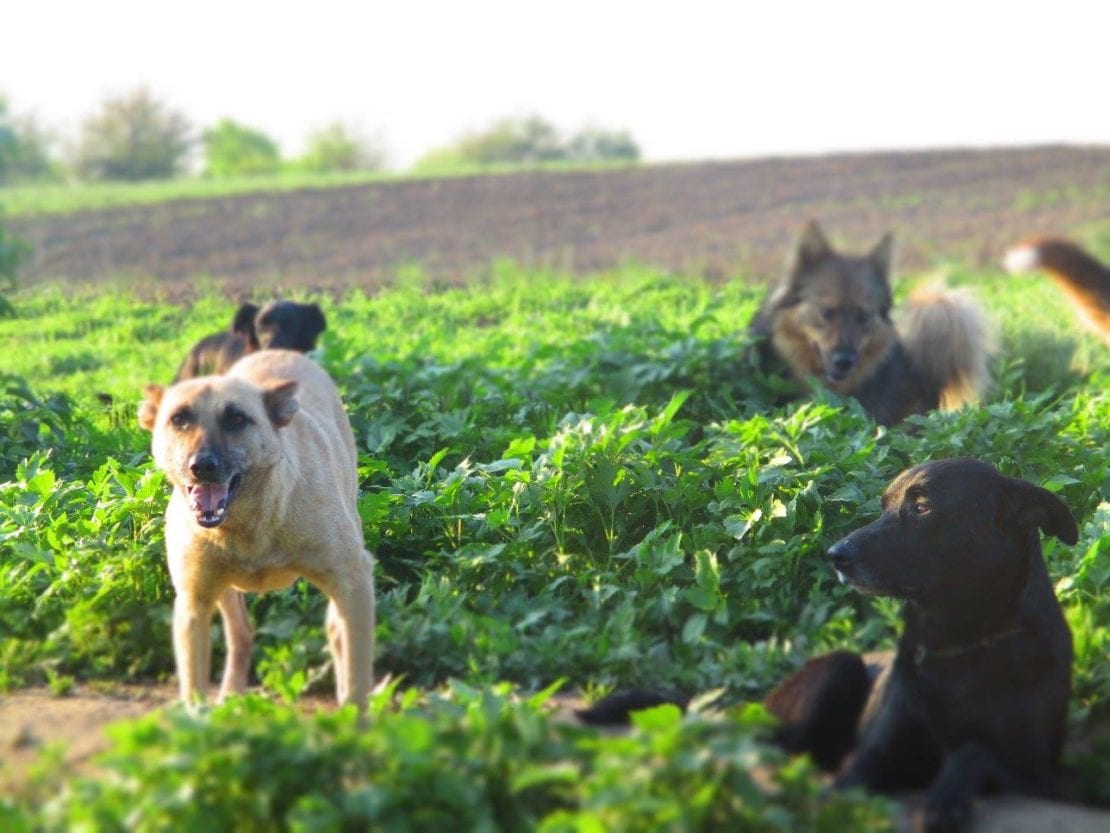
[812,458,1077,830]
[173,300,327,382]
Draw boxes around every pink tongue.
[190,483,229,513]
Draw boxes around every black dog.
[173,300,327,382]
[819,458,1077,830]
[578,458,1078,832]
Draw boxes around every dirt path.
[11,146,1110,299]
[3,684,1107,831]
[0,683,175,787]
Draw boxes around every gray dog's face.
[828,458,1077,606]
[139,377,299,529]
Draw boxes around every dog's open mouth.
[186,473,242,528]
[837,568,917,599]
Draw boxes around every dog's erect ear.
[869,232,894,280]
[306,303,326,337]
[1000,478,1079,545]
[262,379,299,428]
[138,384,164,432]
[793,220,832,273]
[232,303,261,348]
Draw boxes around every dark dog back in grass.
[174,300,327,382]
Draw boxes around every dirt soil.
[3,684,1108,831]
[10,146,1110,298]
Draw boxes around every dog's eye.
[911,498,931,515]
[170,411,193,430]
[856,310,872,325]
[821,307,835,322]
[222,409,252,432]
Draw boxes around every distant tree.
[202,119,281,178]
[297,123,386,173]
[0,96,18,180]
[0,110,60,183]
[565,126,640,163]
[415,115,640,171]
[0,208,30,317]
[415,115,566,170]
[73,88,191,181]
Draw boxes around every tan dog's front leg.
[325,599,347,703]
[173,594,215,704]
[217,588,253,701]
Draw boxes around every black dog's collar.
[913,626,1024,665]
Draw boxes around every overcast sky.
[3,0,1106,168]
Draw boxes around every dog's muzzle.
[825,350,857,383]
[185,452,242,528]
[828,537,855,583]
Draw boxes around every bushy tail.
[896,286,994,410]
[1004,238,1110,345]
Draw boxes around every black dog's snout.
[828,537,856,570]
[188,452,222,482]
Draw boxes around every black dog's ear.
[793,220,832,274]
[1001,478,1079,545]
[231,303,261,348]
[306,303,326,336]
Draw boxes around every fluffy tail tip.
[899,285,995,410]
[1002,242,1041,274]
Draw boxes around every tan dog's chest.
[166,503,308,592]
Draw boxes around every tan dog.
[139,350,375,708]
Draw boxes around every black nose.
[189,452,221,482]
[828,537,856,570]
[830,351,856,375]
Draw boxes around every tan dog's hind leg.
[319,555,376,708]
[173,594,216,704]
[217,588,253,701]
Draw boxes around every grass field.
[0,159,636,218]
[1,253,1108,829]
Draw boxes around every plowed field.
[10,145,1110,295]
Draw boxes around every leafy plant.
[296,122,386,173]
[23,688,895,832]
[0,263,1106,825]
[202,118,282,178]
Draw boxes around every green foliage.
[415,115,640,172]
[19,688,895,832]
[0,208,29,316]
[73,87,192,182]
[202,118,282,178]
[0,264,1107,824]
[566,126,641,163]
[0,101,59,184]
[0,169,392,217]
[0,96,13,166]
[296,122,386,173]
